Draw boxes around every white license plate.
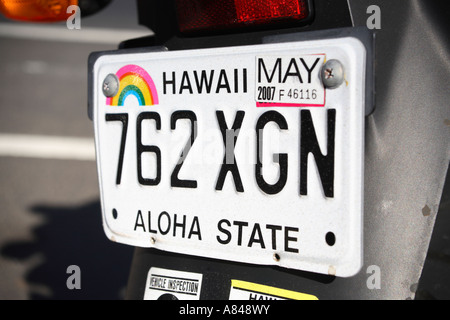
[91,36,366,277]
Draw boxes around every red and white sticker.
[255,54,325,107]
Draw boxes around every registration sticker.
[255,54,326,107]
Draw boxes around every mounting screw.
[273,253,280,262]
[321,59,345,89]
[102,73,119,97]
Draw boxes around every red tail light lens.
[175,0,311,34]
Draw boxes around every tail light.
[175,0,312,34]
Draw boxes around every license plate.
[91,35,366,277]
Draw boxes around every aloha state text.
[133,210,301,253]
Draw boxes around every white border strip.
[0,134,95,161]
[0,23,153,44]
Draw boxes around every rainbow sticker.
[106,64,158,106]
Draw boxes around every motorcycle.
[2,0,448,301]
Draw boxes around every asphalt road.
[0,0,151,300]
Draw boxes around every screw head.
[102,73,119,97]
[321,59,345,89]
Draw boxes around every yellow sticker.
[229,280,318,300]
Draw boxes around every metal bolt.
[150,237,156,244]
[102,73,119,97]
[273,253,280,262]
[321,59,345,89]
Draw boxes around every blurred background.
[0,0,448,300]
[0,0,152,299]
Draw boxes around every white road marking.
[0,134,95,161]
[0,23,153,44]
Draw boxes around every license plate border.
[88,27,374,278]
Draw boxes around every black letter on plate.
[105,113,128,185]
[215,110,245,192]
[255,111,288,195]
[137,112,161,186]
[171,110,198,188]
[300,109,335,198]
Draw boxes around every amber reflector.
[0,0,78,22]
